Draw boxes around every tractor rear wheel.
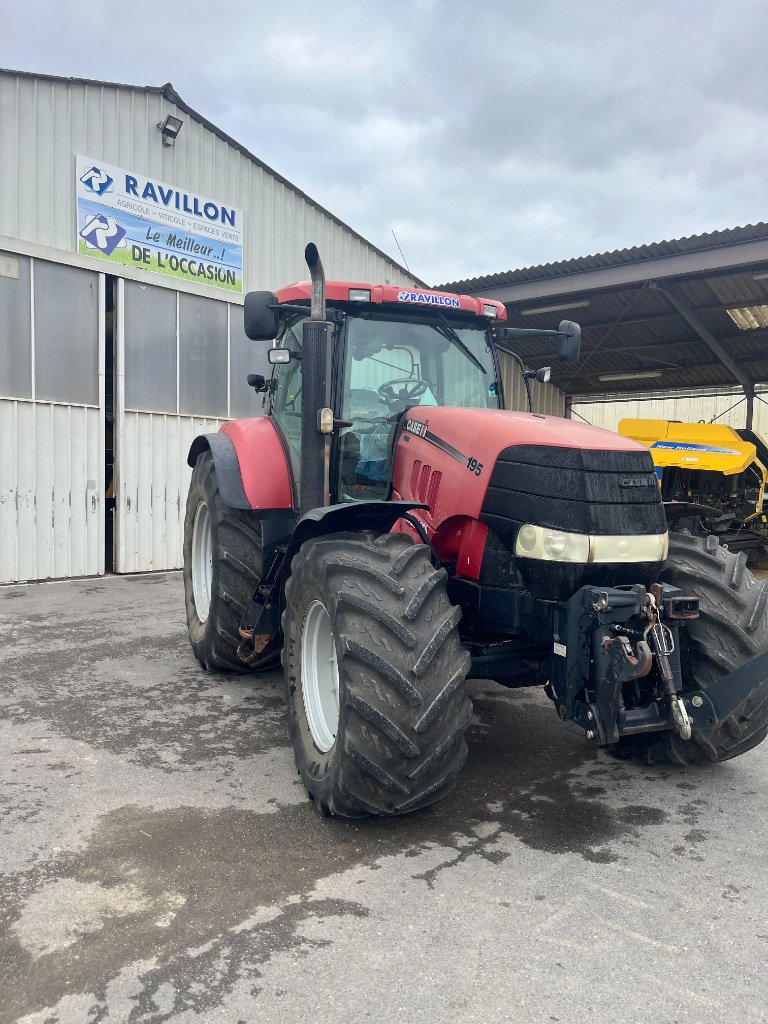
[183,450,263,672]
[282,532,472,817]
[627,532,768,764]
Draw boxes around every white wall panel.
[0,401,18,583]
[117,412,222,573]
[571,387,768,435]
[0,400,103,583]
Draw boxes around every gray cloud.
[6,0,768,283]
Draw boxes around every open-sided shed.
[441,224,768,429]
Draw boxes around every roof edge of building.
[437,222,768,293]
[0,67,425,287]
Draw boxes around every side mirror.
[557,320,581,364]
[247,373,270,393]
[243,291,279,340]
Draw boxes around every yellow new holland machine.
[618,418,768,560]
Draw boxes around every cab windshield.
[338,313,498,499]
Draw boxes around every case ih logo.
[79,165,115,196]
[620,476,656,488]
[405,418,429,439]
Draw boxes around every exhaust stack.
[305,243,326,322]
[299,243,332,513]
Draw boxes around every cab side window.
[338,337,422,500]
[270,317,307,481]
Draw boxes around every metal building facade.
[0,70,419,583]
[0,73,419,291]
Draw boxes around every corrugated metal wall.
[0,258,105,584]
[570,387,768,434]
[0,73,418,293]
[117,413,223,573]
[0,401,103,582]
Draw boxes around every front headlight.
[514,525,668,564]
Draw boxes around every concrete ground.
[1,573,767,1024]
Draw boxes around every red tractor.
[183,244,768,818]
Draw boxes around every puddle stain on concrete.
[0,802,373,1023]
[0,683,694,1023]
[1,633,289,772]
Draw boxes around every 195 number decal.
[466,456,483,476]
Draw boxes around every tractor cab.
[244,250,579,514]
[262,294,501,502]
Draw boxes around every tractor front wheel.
[183,450,263,672]
[282,532,472,817]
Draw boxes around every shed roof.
[439,224,768,398]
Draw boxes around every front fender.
[281,500,428,587]
[236,499,429,662]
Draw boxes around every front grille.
[481,444,667,541]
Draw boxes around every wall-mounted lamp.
[157,114,183,146]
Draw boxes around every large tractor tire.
[642,531,768,764]
[282,531,472,817]
[183,450,263,673]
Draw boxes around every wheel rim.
[191,501,213,622]
[301,600,340,753]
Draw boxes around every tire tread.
[282,532,471,817]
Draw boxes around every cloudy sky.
[6,0,768,284]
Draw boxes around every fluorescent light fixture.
[598,370,663,383]
[726,305,768,330]
[752,270,768,281]
[157,114,183,146]
[521,299,590,316]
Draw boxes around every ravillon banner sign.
[75,155,244,292]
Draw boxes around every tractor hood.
[392,406,651,523]
[391,406,667,599]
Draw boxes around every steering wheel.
[377,378,429,404]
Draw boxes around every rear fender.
[187,418,294,512]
